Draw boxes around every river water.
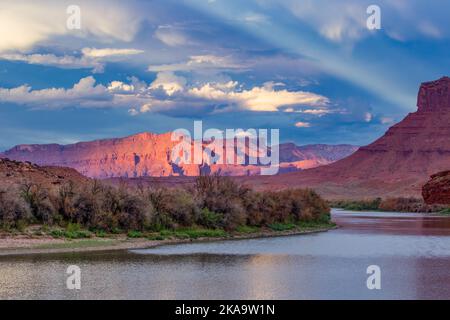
[1,209,450,299]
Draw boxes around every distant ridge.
[0,133,357,178]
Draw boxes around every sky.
[0,0,449,150]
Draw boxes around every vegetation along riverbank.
[0,175,334,255]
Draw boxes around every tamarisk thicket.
[0,175,330,232]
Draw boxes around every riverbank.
[329,198,450,213]
[0,223,336,256]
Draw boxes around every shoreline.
[0,226,336,257]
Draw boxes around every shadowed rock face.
[422,171,450,204]
[238,77,450,199]
[0,132,357,178]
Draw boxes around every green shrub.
[235,225,259,234]
[127,230,143,238]
[176,228,227,239]
[268,223,296,231]
[95,230,107,238]
[50,229,65,238]
[50,227,91,239]
[197,208,223,229]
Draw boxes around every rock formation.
[422,171,450,204]
[239,76,450,199]
[0,133,357,178]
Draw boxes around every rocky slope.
[0,158,89,190]
[0,133,357,178]
[239,76,450,199]
[422,171,450,204]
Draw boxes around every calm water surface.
[1,209,450,299]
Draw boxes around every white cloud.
[0,1,142,53]
[295,121,311,128]
[140,104,152,113]
[154,25,190,47]
[282,0,450,43]
[0,73,330,116]
[0,47,144,73]
[128,108,139,116]
[0,76,111,108]
[149,71,187,96]
[188,82,328,112]
[108,81,135,93]
[285,0,366,43]
[81,48,144,58]
[243,13,269,24]
[0,53,104,72]
[148,55,246,72]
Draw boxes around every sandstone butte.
[238,76,450,200]
[0,134,357,179]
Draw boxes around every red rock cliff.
[239,76,450,199]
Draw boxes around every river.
[1,209,450,299]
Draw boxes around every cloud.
[417,21,442,39]
[0,76,111,108]
[154,25,190,47]
[294,121,311,128]
[188,82,328,112]
[0,52,104,72]
[0,1,143,53]
[0,47,144,73]
[242,13,270,24]
[364,112,372,122]
[149,71,187,96]
[281,0,450,43]
[81,48,144,58]
[148,54,245,73]
[0,73,330,116]
[283,107,332,115]
[284,0,367,43]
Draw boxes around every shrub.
[332,197,447,213]
[197,208,223,229]
[379,197,445,213]
[127,230,143,238]
[0,188,31,228]
[268,223,296,231]
[116,190,153,230]
[330,198,381,211]
[2,175,332,233]
[195,175,248,230]
[20,183,57,224]
[235,225,259,233]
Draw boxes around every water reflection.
[0,209,450,299]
